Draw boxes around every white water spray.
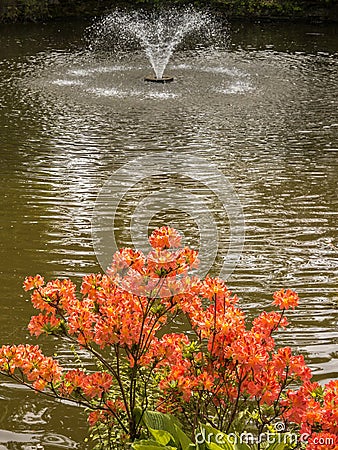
[89,7,222,80]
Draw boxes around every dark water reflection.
[0,18,337,448]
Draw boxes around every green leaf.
[199,425,251,450]
[199,424,232,450]
[188,445,198,450]
[174,423,193,450]
[132,442,175,450]
[207,441,234,450]
[132,439,164,447]
[142,410,185,448]
[148,428,175,446]
[134,406,143,426]
[133,446,171,450]
[265,443,289,450]
[143,410,182,431]
[136,410,194,450]
[234,442,251,450]
[200,424,223,439]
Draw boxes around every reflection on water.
[0,429,78,448]
[0,18,337,448]
[0,383,82,448]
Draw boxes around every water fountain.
[89,7,221,83]
[3,8,338,449]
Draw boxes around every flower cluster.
[60,369,113,399]
[282,379,338,447]
[273,288,299,310]
[0,344,61,390]
[0,226,336,448]
[154,284,312,429]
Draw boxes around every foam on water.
[87,86,178,99]
[202,66,247,77]
[217,80,254,94]
[52,79,84,86]
[41,53,254,102]
[86,87,125,97]
[146,91,178,99]
[68,65,129,76]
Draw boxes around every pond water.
[0,17,337,449]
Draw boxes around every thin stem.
[2,371,129,434]
[225,365,245,433]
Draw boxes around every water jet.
[89,7,220,83]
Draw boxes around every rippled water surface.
[0,18,337,448]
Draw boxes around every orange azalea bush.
[0,226,337,448]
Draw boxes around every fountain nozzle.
[144,76,174,83]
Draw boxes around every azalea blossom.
[0,227,336,446]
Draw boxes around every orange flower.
[110,248,145,274]
[149,226,182,250]
[82,372,113,399]
[4,227,332,443]
[23,275,44,291]
[0,344,62,390]
[273,288,299,309]
[28,313,61,337]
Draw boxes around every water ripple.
[0,18,337,445]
